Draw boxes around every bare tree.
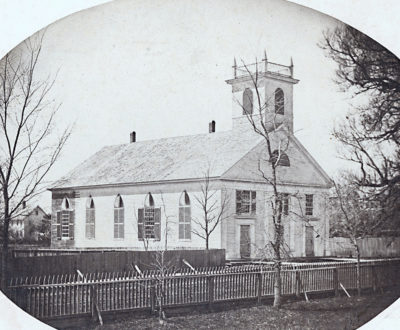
[236,59,293,308]
[330,175,384,295]
[321,25,400,229]
[0,33,71,290]
[191,168,230,251]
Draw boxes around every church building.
[50,54,332,259]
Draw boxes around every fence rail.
[8,258,399,286]
[7,260,400,321]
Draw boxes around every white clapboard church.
[50,55,332,259]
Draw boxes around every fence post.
[208,276,214,309]
[333,268,339,296]
[257,272,262,304]
[372,265,377,293]
[91,285,96,320]
[150,284,156,314]
[295,271,300,298]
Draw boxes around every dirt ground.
[84,288,400,330]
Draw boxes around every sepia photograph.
[0,0,399,329]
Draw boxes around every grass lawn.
[85,288,400,330]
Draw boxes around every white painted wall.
[72,190,222,250]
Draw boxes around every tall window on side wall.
[242,88,253,115]
[280,193,289,216]
[275,88,284,115]
[86,196,95,239]
[236,190,256,215]
[56,197,74,240]
[305,194,314,216]
[138,193,161,241]
[114,194,124,239]
[179,191,191,240]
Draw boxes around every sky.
[0,0,399,213]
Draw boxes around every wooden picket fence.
[7,259,400,322]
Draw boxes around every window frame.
[242,88,253,115]
[56,197,74,240]
[138,193,161,241]
[270,150,290,167]
[236,190,257,216]
[179,191,191,240]
[281,193,289,216]
[275,88,284,115]
[305,194,314,216]
[85,196,95,239]
[114,194,124,239]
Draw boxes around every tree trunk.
[1,196,10,292]
[273,259,282,307]
[273,223,282,308]
[356,245,361,296]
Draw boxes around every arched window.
[144,192,154,208]
[61,197,70,210]
[114,194,124,239]
[275,88,284,115]
[86,196,95,239]
[179,191,191,240]
[56,196,74,240]
[242,88,253,115]
[138,193,161,241]
[270,150,290,167]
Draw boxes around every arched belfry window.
[86,196,95,239]
[242,88,253,115]
[270,150,290,167]
[114,194,124,239]
[56,196,74,240]
[275,88,284,115]
[138,193,161,241]
[179,191,191,240]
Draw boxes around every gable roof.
[51,129,263,189]
[221,132,332,187]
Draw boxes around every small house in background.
[9,205,51,243]
[50,55,332,259]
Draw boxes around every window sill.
[235,214,257,219]
[178,239,192,242]
[306,217,319,221]
[138,238,161,241]
[113,238,125,240]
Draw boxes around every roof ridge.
[102,129,234,149]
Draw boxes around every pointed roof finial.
[290,57,294,77]
[263,49,268,62]
[233,57,237,68]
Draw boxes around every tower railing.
[234,60,292,79]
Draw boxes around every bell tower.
[225,51,299,133]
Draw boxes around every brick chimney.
[209,120,216,133]
[130,131,136,143]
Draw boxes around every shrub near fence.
[7,259,400,322]
[3,249,225,278]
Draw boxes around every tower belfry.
[226,52,299,133]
